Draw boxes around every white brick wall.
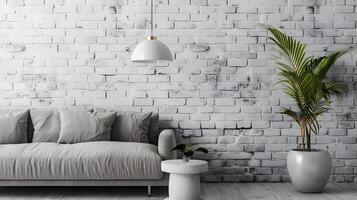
[0,0,356,182]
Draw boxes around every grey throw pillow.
[148,113,160,145]
[111,112,152,143]
[58,109,116,144]
[0,109,29,144]
[30,109,61,142]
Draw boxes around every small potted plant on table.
[267,26,354,193]
[171,144,208,162]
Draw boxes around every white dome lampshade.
[131,36,173,63]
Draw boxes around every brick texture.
[0,0,356,182]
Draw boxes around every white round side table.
[161,159,208,200]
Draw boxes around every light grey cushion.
[0,109,29,144]
[58,110,116,144]
[111,112,152,143]
[0,142,163,180]
[92,108,153,143]
[30,109,61,143]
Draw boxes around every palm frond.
[323,81,342,94]
[267,26,310,74]
[314,48,354,78]
[281,108,300,125]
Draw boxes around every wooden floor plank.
[0,183,355,199]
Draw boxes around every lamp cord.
[150,0,153,36]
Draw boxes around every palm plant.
[267,26,353,151]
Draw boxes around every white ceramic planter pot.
[287,149,331,193]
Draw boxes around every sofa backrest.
[25,108,160,145]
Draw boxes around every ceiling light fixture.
[131,0,173,63]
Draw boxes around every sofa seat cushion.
[0,142,163,180]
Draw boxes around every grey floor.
[0,183,356,200]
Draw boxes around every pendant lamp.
[131,0,173,63]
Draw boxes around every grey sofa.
[0,111,176,195]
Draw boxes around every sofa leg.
[147,185,152,197]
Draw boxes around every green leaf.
[314,48,355,79]
[171,144,186,152]
[281,108,300,125]
[196,147,208,154]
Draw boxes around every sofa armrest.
[158,129,177,160]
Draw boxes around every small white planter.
[287,149,331,193]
